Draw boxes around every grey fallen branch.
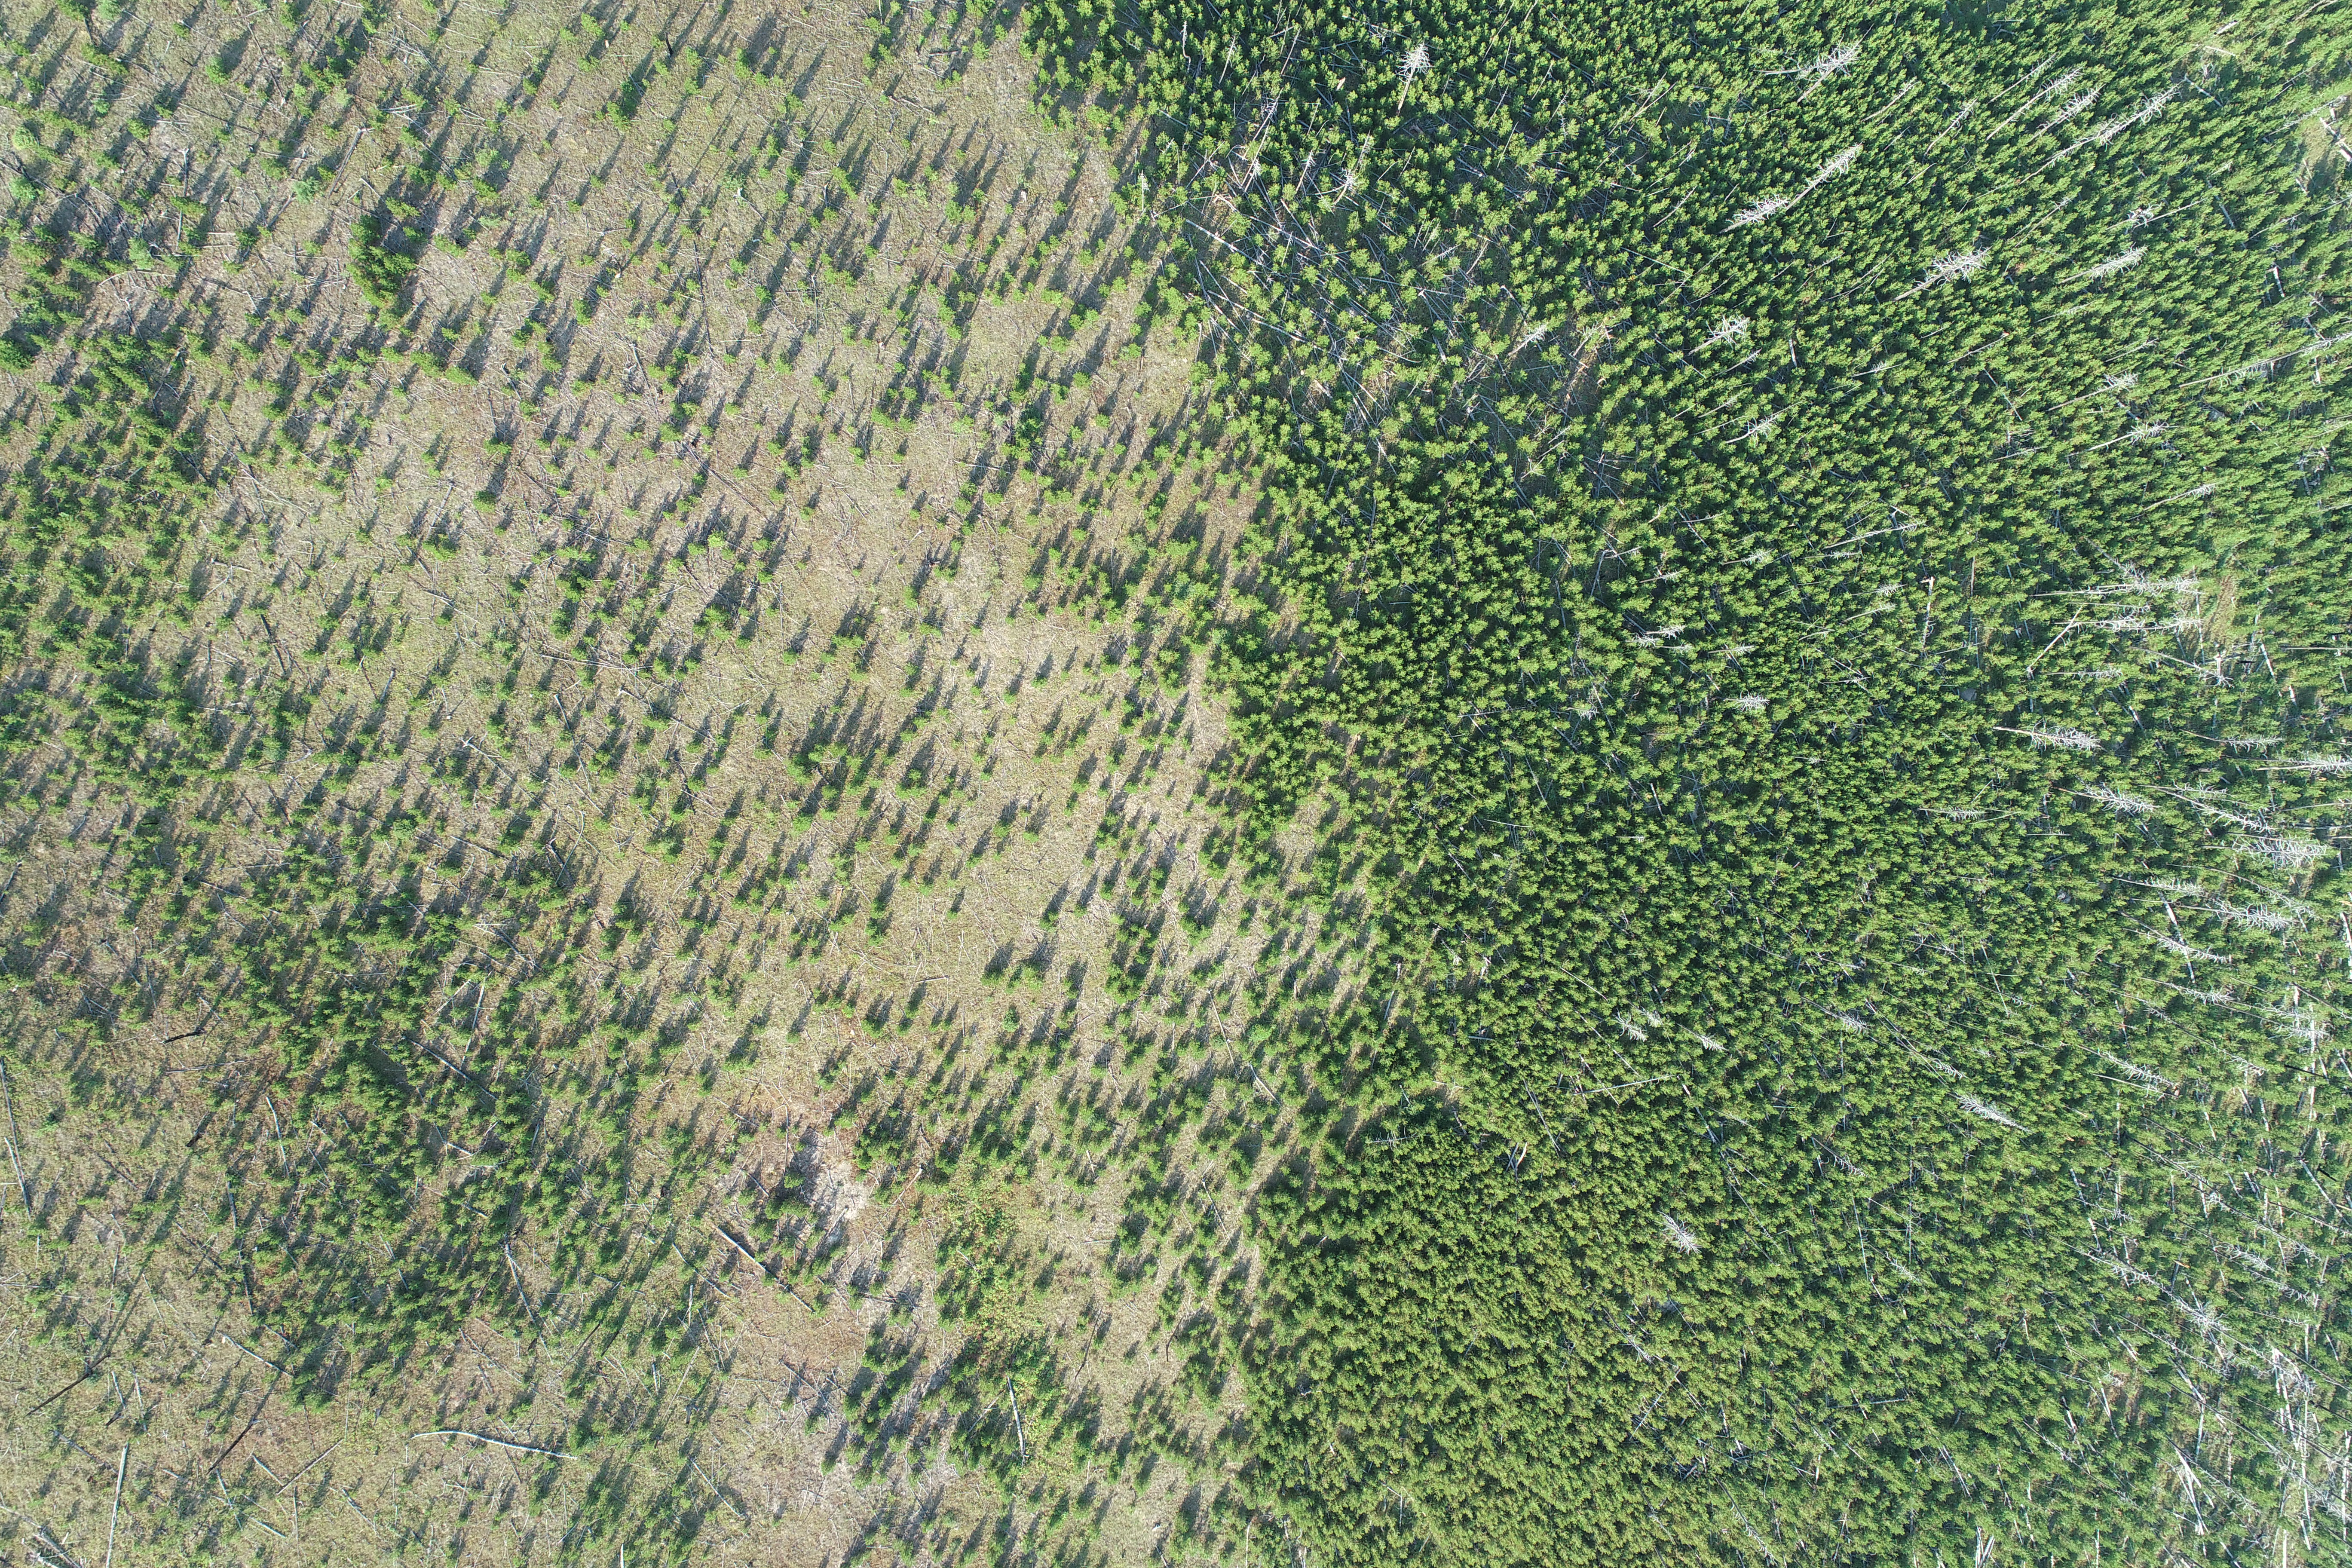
[691,1458,747,1521]
[411,1429,579,1461]
[711,1221,817,1312]
[276,1435,343,1494]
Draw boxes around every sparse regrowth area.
[0,0,2346,1565]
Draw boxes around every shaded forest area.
[1025,0,2352,1563]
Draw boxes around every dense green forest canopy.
[1020,0,2352,1562]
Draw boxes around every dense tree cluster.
[1030,0,2352,1561]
